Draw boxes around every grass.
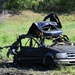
[0,10,75,74]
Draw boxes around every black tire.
[45,56,56,69]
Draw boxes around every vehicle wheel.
[45,56,56,69]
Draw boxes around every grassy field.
[0,10,75,74]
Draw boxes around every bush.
[1,0,75,12]
[58,0,75,12]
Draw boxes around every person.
[43,12,62,29]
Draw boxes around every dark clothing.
[43,13,62,28]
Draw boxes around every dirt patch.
[0,61,54,75]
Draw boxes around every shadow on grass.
[0,61,57,71]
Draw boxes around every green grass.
[0,10,75,74]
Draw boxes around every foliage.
[4,0,25,10]
[58,0,75,12]
[3,0,40,10]
[0,0,75,12]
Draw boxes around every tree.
[1,0,75,12]
[58,0,75,12]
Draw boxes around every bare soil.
[0,60,54,75]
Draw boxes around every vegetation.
[0,0,75,12]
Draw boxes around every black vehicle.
[27,21,62,37]
[6,34,75,68]
[0,13,75,68]
[6,21,75,67]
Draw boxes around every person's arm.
[43,14,50,21]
